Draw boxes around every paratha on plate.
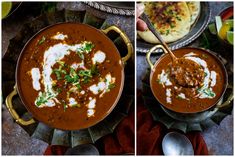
[138,2,192,44]
[187,2,201,25]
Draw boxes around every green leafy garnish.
[166,30,170,35]
[78,70,92,78]
[38,36,46,45]
[203,88,216,97]
[176,95,183,99]
[35,92,47,106]
[76,41,94,54]
[53,69,62,80]
[176,16,182,21]
[64,75,74,83]
[77,51,84,60]
[91,64,99,76]
[108,83,116,89]
[35,90,55,106]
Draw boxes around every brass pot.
[6,23,133,130]
[146,45,233,117]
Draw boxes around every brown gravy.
[17,23,124,130]
[150,48,227,113]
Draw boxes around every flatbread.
[187,2,201,25]
[138,2,191,44]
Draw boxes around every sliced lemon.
[227,31,233,45]
[2,2,12,19]
[219,22,232,40]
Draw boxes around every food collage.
[1,1,234,155]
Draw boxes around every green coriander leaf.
[38,36,46,45]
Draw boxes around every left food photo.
[2,2,135,155]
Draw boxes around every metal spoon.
[140,13,177,60]
[65,144,99,155]
[162,132,194,155]
[140,13,204,88]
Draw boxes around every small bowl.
[217,6,233,48]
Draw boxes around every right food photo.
[137,1,233,155]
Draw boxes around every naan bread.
[187,2,201,25]
[138,2,192,44]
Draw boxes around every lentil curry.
[17,23,124,130]
[150,48,227,113]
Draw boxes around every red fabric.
[44,145,68,155]
[102,108,135,155]
[137,90,209,155]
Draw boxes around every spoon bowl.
[162,132,194,155]
[65,144,99,155]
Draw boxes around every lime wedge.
[215,16,223,34]
[227,31,233,45]
[225,19,234,26]
[2,2,12,19]
[208,23,217,35]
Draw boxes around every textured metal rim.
[84,2,134,16]
[137,2,211,53]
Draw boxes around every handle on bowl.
[216,84,233,109]
[5,85,35,126]
[101,25,133,63]
[146,44,168,70]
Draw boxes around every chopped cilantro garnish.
[176,16,182,21]
[76,41,94,54]
[53,69,62,80]
[108,83,116,89]
[91,64,99,76]
[78,70,92,78]
[166,30,170,35]
[64,75,74,83]
[35,92,47,106]
[77,51,84,60]
[38,36,46,45]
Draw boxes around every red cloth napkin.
[137,90,208,155]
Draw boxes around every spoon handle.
[140,13,176,59]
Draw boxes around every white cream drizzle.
[31,68,41,91]
[92,50,106,64]
[166,88,172,104]
[89,73,116,98]
[52,33,68,40]
[210,71,217,87]
[70,61,86,70]
[158,70,172,86]
[68,97,77,107]
[185,55,216,99]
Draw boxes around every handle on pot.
[216,84,233,109]
[146,44,168,70]
[101,25,133,63]
[5,85,35,126]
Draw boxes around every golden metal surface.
[146,44,167,70]
[5,85,35,126]
[101,25,133,63]
[216,84,234,109]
